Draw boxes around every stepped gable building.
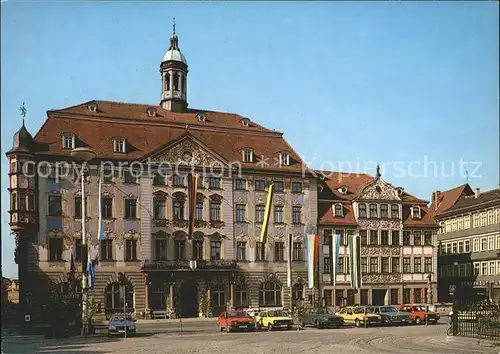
[6,27,318,322]
[317,168,439,308]
[431,184,500,302]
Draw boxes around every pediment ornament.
[150,138,225,168]
[359,179,400,201]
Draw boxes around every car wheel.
[268,324,273,332]
[415,317,422,325]
[355,319,361,328]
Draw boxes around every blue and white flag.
[98,169,105,241]
[87,256,98,289]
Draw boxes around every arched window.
[105,282,134,315]
[165,73,170,91]
[173,72,180,91]
[211,283,226,307]
[234,283,248,307]
[259,281,282,307]
[292,283,303,307]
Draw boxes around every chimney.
[475,188,480,199]
[433,190,441,210]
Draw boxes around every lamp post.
[71,147,96,336]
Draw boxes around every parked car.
[108,313,136,336]
[368,306,412,325]
[300,307,344,329]
[217,310,256,332]
[255,310,294,331]
[400,305,440,324]
[336,306,381,327]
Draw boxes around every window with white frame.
[496,235,500,250]
[473,238,479,252]
[411,206,421,219]
[464,215,471,229]
[445,220,451,232]
[473,213,480,227]
[458,241,464,254]
[481,212,487,226]
[496,208,500,224]
[488,210,494,225]
[279,153,290,166]
[481,237,487,251]
[464,239,471,253]
[62,133,75,149]
[458,217,463,230]
[334,204,343,217]
[113,138,126,153]
[497,260,500,275]
[489,261,495,276]
[481,261,487,276]
[488,236,495,251]
[242,149,253,163]
[473,262,480,276]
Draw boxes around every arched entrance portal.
[178,280,198,318]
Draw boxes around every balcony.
[141,259,238,270]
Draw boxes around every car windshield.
[268,310,284,317]
[380,307,398,313]
[110,314,132,321]
[354,307,372,314]
[316,308,333,315]
[227,312,249,318]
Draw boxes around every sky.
[1,1,498,279]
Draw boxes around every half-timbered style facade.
[318,169,439,308]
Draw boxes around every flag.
[307,234,319,289]
[259,183,275,244]
[187,173,198,240]
[287,233,293,287]
[330,233,341,286]
[348,234,362,289]
[87,256,98,290]
[98,168,105,241]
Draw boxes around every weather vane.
[465,170,469,184]
[20,102,27,126]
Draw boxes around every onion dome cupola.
[160,20,189,113]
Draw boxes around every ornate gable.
[148,135,227,168]
[358,178,400,201]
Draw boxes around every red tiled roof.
[319,202,357,226]
[402,205,438,228]
[429,184,473,216]
[317,171,374,201]
[33,101,307,174]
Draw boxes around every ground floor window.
[346,289,356,306]
[105,282,134,315]
[292,283,303,306]
[234,284,248,307]
[211,283,226,307]
[390,289,399,305]
[150,286,167,311]
[360,289,369,305]
[335,290,344,307]
[323,290,332,307]
[259,281,282,307]
[403,288,411,304]
[413,288,422,303]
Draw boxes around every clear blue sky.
[1,1,498,278]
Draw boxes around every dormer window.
[196,112,206,122]
[279,153,290,166]
[242,149,253,163]
[113,138,126,153]
[411,206,421,219]
[396,187,404,196]
[146,107,157,117]
[241,118,250,127]
[87,102,98,113]
[333,204,343,217]
[62,133,75,149]
[338,186,348,195]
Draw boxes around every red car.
[217,310,256,332]
[400,305,440,324]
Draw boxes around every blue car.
[368,306,412,325]
[108,313,136,336]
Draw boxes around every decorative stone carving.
[153,219,170,228]
[273,196,285,206]
[172,219,188,228]
[209,220,225,229]
[359,178,400,201]
[194,220,207,228]
[391,247,402,256]
[361,247,369,256]
[149,138,225,167]
[124,229,140,240]
[274,232,285,241]
[153,230,169,239]
[236,233,248,242]
[209,194,223,202]
[358,219,401,230]
[102,191,114,198]
[292,233,303,242]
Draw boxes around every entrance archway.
[179,279,198,318]
[372,289,386,306]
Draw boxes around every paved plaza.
[2,322,499,354]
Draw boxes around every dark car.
[300,307,344,329]
[368,306,412,326]
[108,313,136,336]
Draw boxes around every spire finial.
[376,164,381,178]
[465,170,469,184]
[169,18,179,50]
[173,17,176,34]
[20,102,27,127]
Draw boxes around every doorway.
[372,289,386,306]
[178,280,198,318]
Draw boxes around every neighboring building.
[431,184,500,303]
[318,169,439,308]
[6,26,317,323]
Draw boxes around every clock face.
[182,151,193,162]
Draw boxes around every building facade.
[432,184,500,303]
[317,170,439,308]
[6,28,317,323]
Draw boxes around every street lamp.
[71,147,95,336]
